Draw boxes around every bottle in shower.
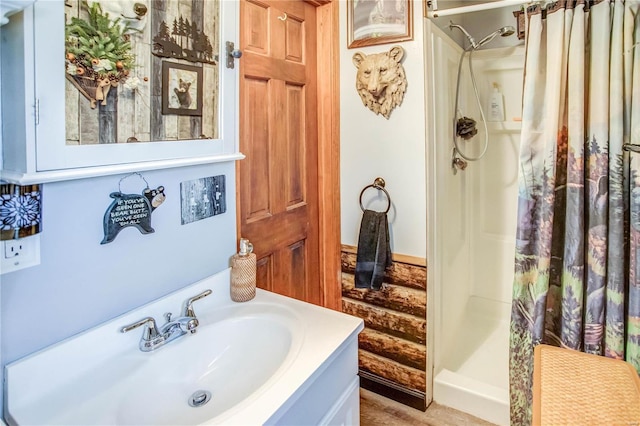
[230,238,256,302]
[488,82,505,122]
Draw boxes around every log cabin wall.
[341,244,427,410]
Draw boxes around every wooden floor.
[360,389,497,426]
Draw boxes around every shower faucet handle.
[453,157,468,170]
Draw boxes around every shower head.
[476,26,516,47]
[499,26,516,37]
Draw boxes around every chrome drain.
[188,390,212,407]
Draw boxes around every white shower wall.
[425,18,524,426]
[469,47,524,305]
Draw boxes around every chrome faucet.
[121,289,212,352]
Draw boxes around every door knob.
[226,41,243,69]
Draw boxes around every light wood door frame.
[237,0,341,310]
[314,0,341,311]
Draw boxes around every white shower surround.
[425,19,524,426]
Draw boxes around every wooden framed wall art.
[347,0,413,48]
[162,62,203,116]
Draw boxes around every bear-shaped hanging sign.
[101,173,165,244]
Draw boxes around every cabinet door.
[31,0,238,173]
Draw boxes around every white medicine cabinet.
[1,0,241,184]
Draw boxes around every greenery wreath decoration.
[65,1,137,108]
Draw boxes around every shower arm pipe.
[428,0,529,18]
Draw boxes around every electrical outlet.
[4,238,28,259]
[1,234,41,274]
[4,240,24,259]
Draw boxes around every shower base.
[434,296,510,426]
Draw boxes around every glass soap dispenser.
[230,238,256,302]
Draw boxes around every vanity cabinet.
[267,338,361,425]
[1,0,241,184]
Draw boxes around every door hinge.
[34,99,40,125]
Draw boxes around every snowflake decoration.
[0,191,41,231]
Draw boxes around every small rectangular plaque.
[180,175,226,225]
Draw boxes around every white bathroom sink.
[6,301,302,425]
[5,271,362,425]
[117,309,299,425]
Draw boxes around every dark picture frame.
[347,0,413,49]
[162,61,203,116]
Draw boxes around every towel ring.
[359,177,391,214]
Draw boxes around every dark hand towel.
[355,209,392,290]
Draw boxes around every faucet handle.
[120,316,160,341]
[184,318,199,334]
[183,289,212,318]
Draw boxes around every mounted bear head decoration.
[352,45,407,119]
[87,0,149,33]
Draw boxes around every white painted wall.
[340,0,427,259]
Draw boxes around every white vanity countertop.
[4,268,364,425]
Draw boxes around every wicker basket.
[533,344,640,425]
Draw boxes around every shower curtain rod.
[428,0,602,18]
[427,0,531,18]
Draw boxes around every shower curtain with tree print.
[510,0,640,424]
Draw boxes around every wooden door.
[238,0,321,305]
